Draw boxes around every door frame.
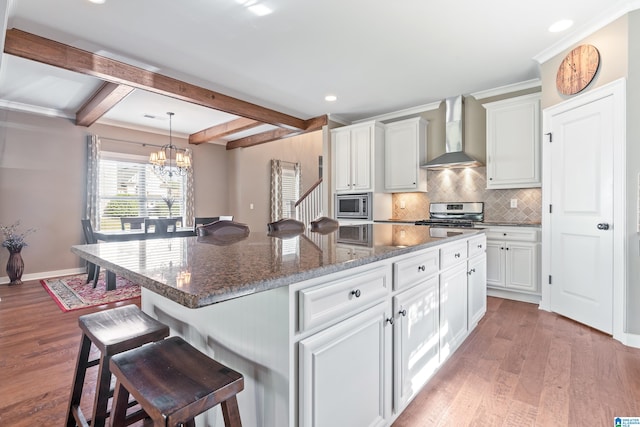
[541,78,626,342]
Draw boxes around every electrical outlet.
[250,203,254,210]
[510,199,518,208]
[400,200,406,209]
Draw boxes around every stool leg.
[90,355,112,427]
[221,396,243,427]
[110,380,130,427]
[66,334,92,427]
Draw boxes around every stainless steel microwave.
[335,192,372,220]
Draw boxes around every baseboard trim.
[487,288,542,305]
[0,268,86,285]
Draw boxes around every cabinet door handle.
[399,309,407,317]
[597,223,610,230]
[418,265,426,272]
[477,244,483,249]
[500,247,504,250]
[351,289,361,298]
[386,317,394,325]
[454,253,461,258]
[467,268,476,275]
[506,247,510,251]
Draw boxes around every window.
[97,152,187,230]
[281,163,300,219]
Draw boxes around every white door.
[548,94,614,334]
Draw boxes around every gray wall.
[0,109,230,279]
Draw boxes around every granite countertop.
[71,223,482,309]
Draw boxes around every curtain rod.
[96,135,164,149]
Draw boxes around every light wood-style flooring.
[393,296,640,426]
[1,279,640,426]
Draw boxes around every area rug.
[40,272,141,312]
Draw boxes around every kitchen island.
[71,223,486,427]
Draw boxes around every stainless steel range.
[415,202,484,228]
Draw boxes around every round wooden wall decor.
[556,44,600,95]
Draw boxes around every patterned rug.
[40,272,141,312]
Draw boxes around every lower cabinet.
[393,276,439,411]
[296,234,487,426]
[298,302,392,427]
[485,226,540,302]
[467,252,487,329]
[439,262,469,359]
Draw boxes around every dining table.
[92,227,196,289]
[94,227,196,242]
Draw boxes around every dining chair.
[266,218,306,239]
[145,218,179,236]
[309,216,340,234]
[267,218,305,234]
[194,217,218,232]
[80,219,100,288]
[120,217,145,230]
[196,220,250,238]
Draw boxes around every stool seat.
[110,336,244,427]
[66,304,170,427]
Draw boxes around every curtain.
[270,159,301,222]
[185,166,195,227]
[85,135,101,229]
[270,160,283,222]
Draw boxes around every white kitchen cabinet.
[384,117,427,192]
[392,275,439,413]
[439,257,468,360]
[485,226,541,303]
[484,93,541,189]
[467,235,487,329]
[332,121,384,193]
[299,301,392,427]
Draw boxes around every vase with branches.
[1,221,35,285]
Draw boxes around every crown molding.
[354,100,441,124]
[470,79,541,100]
[0,98,73,119]
[533,0,640,64]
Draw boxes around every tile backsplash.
[391,166,541,223]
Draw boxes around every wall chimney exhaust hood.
[422,95,482,170]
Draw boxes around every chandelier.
[149,112,192,178]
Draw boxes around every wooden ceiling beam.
[4,28,307,130]
[76,82,134,127]
[189,117,262,145]
[226,114,328,149]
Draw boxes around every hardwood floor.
[392,296,640,426]
[1,280,640,426]
[0,278,142,426]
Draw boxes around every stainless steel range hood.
[422,95,482,170]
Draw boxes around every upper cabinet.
[483,93,541,189]
[331,121,384,193]
[384,117,428,192]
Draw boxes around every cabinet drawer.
[393,248,439,290]
[485,227,539,242]
[299,266,389,332]
[468,235,486,258]
[440,241,468,270]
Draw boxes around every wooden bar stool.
[66,304,170,427]
[109,336,244,427]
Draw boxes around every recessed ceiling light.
[549,19,573,33]
[88,0,106,4]
[325,95,337,102]
[248,4,272,16]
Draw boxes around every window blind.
[98,154,187,230]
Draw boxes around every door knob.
[597,223,610,230]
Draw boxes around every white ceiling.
[0,0,634,141]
